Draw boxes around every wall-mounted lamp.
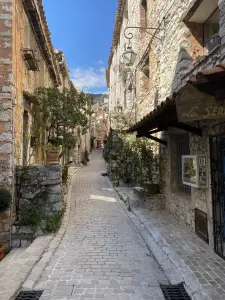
[123,46,137,66]
[122,25,161,66]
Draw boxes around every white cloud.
[71,67,106,92]
[96,60,104,65]
[94,90,109,94]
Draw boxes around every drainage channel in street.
[14,291,43,300]
[160,282,192,300]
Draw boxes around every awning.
[189,64,225,98]
[127,94,202,146]
[126,64,225,141]
[127,97,177,134]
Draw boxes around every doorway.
[210,134,225,259]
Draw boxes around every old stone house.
[107,0,225,259]
[91,96,109,149]
[0,0,81,244]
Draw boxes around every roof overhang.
[127,64,225,142]
[189,64,225,99]
[127,97,177,134]
[184,0,218,23]
[23,0,61,87]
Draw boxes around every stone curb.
[0,235,54,300]
[105,178,212,300]
[21,167,81,292]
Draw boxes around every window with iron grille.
[176,134,191,194]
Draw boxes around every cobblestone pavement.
[36,150,168,300]
[139,209,225,300]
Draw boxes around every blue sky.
[43,0,118,94]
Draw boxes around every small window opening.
[204,8,220,53]
[140,0,147,27]
[142,56,150,78]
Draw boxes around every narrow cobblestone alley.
[37,150,168,300]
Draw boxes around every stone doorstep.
[113,185,212,300]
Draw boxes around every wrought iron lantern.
[123,46,137,67]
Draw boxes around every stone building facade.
[91,96,109,149]
[0,0,77,244]
[108,0,225,259]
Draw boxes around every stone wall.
[0,0,13,189]
[109,0,210,123]
[109,0,225,250]
[12,164,62,247]
[109,0,225,123]
[0,0,13,245]
[13,0,57,166]
[160,120,225,247]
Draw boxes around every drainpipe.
[9,98,16,249]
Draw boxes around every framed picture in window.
[182,155,208,188]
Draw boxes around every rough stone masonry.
[12,164,62,247]
[0,0,13,189]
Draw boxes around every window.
[140,0,147,27]
[204,8,220,52]
[176,134,191,194]
[141,55,150,78]
[184,0,220,54]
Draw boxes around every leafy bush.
[0,189,11,212]
[103,130,159,190]
[20,203,42,228]
[46,210,64,233]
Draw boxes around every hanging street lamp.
[122,25,161,66]
[123,45,137,67]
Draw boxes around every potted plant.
[46,143,62,165]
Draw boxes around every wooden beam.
[169,122,202,136]
[148,128,165,134]
[137,132,167,146]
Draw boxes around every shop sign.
[176,83,225,122]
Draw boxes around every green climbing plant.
[103,129,159,194]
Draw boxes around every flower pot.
[46,149,60,165]
[0,244,6,261]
